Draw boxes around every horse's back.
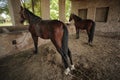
[33,19,65,39]
[40,20,63,27]
[75,19,94,29]
[82,19,94,23]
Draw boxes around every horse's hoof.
[76,37,79,39]
[71,65,75,70]
[33,50,38,54]
[88,42,93,47]
[64,68,70,75]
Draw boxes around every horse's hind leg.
[57,48,70,74]
[51,39,70,75]
[87,30,91,45]
[32,35,38,54]
[87,34,93,46]
[68,48,75,70]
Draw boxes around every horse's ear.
[20,6,23,10]
[71,13,74,15]
[70,13,73,16]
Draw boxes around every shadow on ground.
[0,33,120,80]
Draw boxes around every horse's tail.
[62,23,74,68]
[90,21,95,42]
[62,23,69,55]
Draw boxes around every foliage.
[24,0,41,16]
[24,0,71,21]
[0,0,9,14]
[50,0,59,19]
[0,0,71,21]
[65,0,71,21]
[50,0,71,21]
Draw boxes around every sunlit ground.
[0,22,12,26]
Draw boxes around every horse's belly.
[38,32,50,39]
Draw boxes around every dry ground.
[0,32,120,80]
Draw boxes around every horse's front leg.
[31,35,38,54]
[76,28,80,39]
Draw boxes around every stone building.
[70,0,120,33]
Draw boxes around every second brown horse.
[69,13,95,45]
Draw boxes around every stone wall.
[71,0,120,33]
[0,27,50,58]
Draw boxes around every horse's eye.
[19,12,21,14]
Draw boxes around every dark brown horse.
[19,6,75,75]
[69,13,95,45]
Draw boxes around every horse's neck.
[27,13,41,25]
[74,16,82,22]
[30,16,40,24]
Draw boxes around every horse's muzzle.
[20,20,24,24]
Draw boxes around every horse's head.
[69,13,74,22]
[19,6,27,24]
[69,13,82,22]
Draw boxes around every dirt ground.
[0,32,120,80]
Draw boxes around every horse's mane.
[24,8,42,20]
[72,14,82,21]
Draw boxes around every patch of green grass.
[0,22,12,26]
